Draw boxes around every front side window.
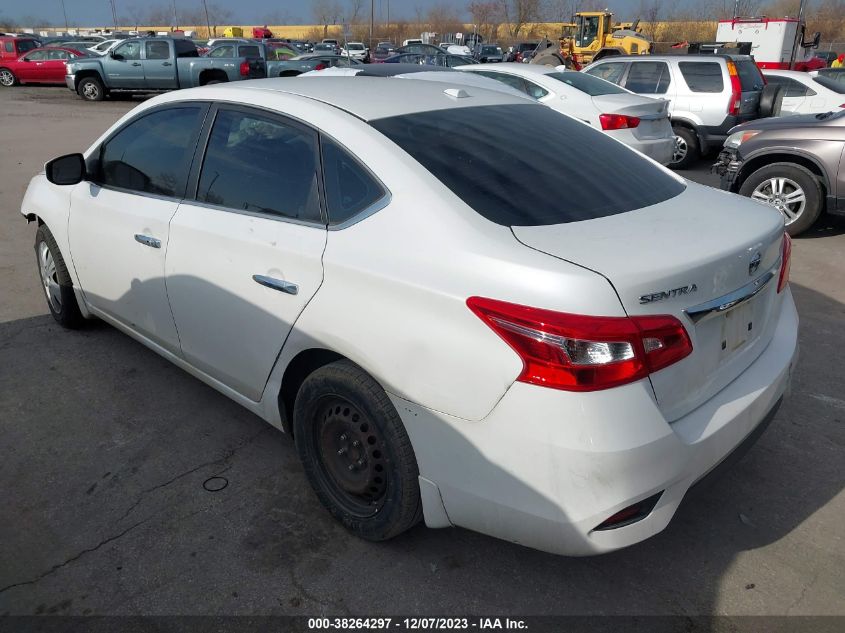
[321,138,385,225]
[113,41,141,60]
[197,109,322,222]
[98,106,204,197]
[208,45,234,58]
[24,50,48,61]
[371,104,684,227]
[585,62,627,85]
[678,62,723,93]
[625,61,670,94]
[145,41,170,60]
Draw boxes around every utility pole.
[108,0,118,30]
[201,0,212,37]
[370,0,374,48]
[172,0,179,30]
[59,0,69,32]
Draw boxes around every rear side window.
[678,62,723,92]
[547,71,627,96]
[197,109,322,223]
[4,42,13,53]
[735,59,765,91]
[812,75,845,94]
[47,49,69,60]
[17,40,38,53]
[321,138,385,225]
[475,71,528,94]
[99,106,204,197]
[625,61,670,94]
[371,104,685,226]
[239,45,260,58]
[145,41,170,60]
[766,75,816,97]
[585,61,627,85]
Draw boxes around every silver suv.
[584,55,780,168]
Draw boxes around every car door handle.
[252,274,298,295]
[131,62,141,66]
[162,61,172,66]
[134,234,161,249]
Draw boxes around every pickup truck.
[65,37,265,101]
[206,40,297,77]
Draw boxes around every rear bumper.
[625,135,675,165]
[396,288,798,556]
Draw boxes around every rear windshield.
[812,75,845,94]
[482,46,502,54]
[546,71,627,95]
[370,104,684,226]
[735,59,765,91]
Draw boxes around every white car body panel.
[19,78,799,556]
[766,69,845,114]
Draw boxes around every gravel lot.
[1,85,843,619]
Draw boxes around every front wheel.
[77,76,105,101]
[738,162,823,236]
[0,68,17,86]
[293,360,422,541]
[34,225,84,328]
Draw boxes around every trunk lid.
[591,93,671,140]
[511,182,786,421]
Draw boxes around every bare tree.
[498,0,541,38]
[314,0,342,37]
[639,0,662,41]
[346,0,365,25]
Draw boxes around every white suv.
[584,55,778,168]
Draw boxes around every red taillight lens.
[778,233,792,293]
[314,62,326,70]
[466,297,692,392]
[599,114,641,130]
[239,61,249,76]
[726,60,742,115]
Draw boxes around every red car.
[0,46,90,87]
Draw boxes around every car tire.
[758,84,784,118]
[0,68,17,87]
[34,224,84,328]
[669,126,699,169]
[204,79,224,85]
[77,76,105,101]
[293,359,422,541]
[738,162,823,236]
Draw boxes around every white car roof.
[763,69,816,80]
[455,62,559,76]
[177,76,534,120]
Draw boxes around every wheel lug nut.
[352,440,360,447]
[357,458,365,466]
[347,464,355,471]
[339,434,347,441]
[337,447,347,455]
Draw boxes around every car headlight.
[725,129,761,149]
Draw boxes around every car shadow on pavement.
[0,280,842,620]
[798,211,845,239]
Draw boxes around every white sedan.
[21,78,797,556]
[763,69,845,115]
[455,62,675,164]
[340,42,368,61]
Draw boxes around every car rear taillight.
[466,297,693,392]
[315,62,327,70]
[239,61,250,76]
[599,114,641,130]
[778,233,792,293]
[726,60,742,116]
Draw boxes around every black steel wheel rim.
[313,396,388,517]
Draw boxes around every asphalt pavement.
[1,85,843,619]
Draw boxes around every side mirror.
[45,153,86,186]
[21,57,30,62]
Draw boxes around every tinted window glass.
[812,75,845,93]
[239,45,260,58]
[47,49,69,60]
[114,40,141,60]
[145,41,169,59]
[25,50,48,61]
[735,59,765,90]
[766,75,815,97]
[99,106,203,197]
[197,109,321,222]
[547,71,626,95]
[625,61,670,94]
[209,45,234,58]
[524,80,548,99]
[475,71,528,94]
[371,104,684,227]
[18,40,38,53]
[4,42,13,53]
[322,138,385,225]
[679,62,724,92]
[586,61,626,85]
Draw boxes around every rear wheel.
[34,225,84,328]
[77,77,104,101]
[293,360,422,541]
[738,162,822,236]
[0,68,16,86]
[669,126,699,169]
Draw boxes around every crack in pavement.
[115,427,270,523]
[0,518,148,595]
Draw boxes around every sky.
[1,0,647,27]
